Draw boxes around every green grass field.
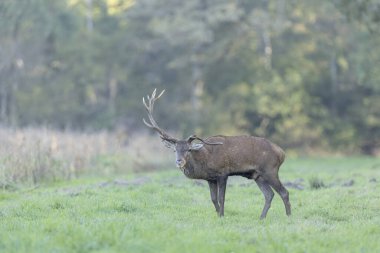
[1,157,379,253]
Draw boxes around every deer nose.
[176,159,186,168]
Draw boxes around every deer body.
[143,89,291,219]
[181,135,284,181]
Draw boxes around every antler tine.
[142,118,153,128]
[152,88,156,98]
[142,97,148,110]
[156,89,165,99]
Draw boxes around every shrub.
[308,176,326,189]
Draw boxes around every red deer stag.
[143,89,291,219]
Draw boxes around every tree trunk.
[191,47,204,130]
[85,0,94,33]
[0,81,8,124]
[330,51,338,115]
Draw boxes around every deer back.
[190,135,285,176]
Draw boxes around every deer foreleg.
[207,180,219,213]
[217,176,228,217]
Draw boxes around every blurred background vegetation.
[0,0,379,155]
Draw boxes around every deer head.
[143,89,222,168]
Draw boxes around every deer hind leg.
[255,176,274,219]
[265,174,291,216]
[207,180,219,213]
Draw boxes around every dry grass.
[0,128,172,188]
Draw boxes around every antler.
[187,135,223,145]
[143,89,178,144]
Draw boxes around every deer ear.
[186,134,197,143]
[189,143,204,151]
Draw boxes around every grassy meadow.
[0,129,379,253]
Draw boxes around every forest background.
[1,0,379,156]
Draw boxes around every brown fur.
[184,135,284,179]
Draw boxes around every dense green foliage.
[0,0,379,153]
[0,157,379,252]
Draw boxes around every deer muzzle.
[176,159,186,168]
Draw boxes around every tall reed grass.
[0,128,172,188]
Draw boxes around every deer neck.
[182,149,209,179]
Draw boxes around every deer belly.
[226,164,260,178]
